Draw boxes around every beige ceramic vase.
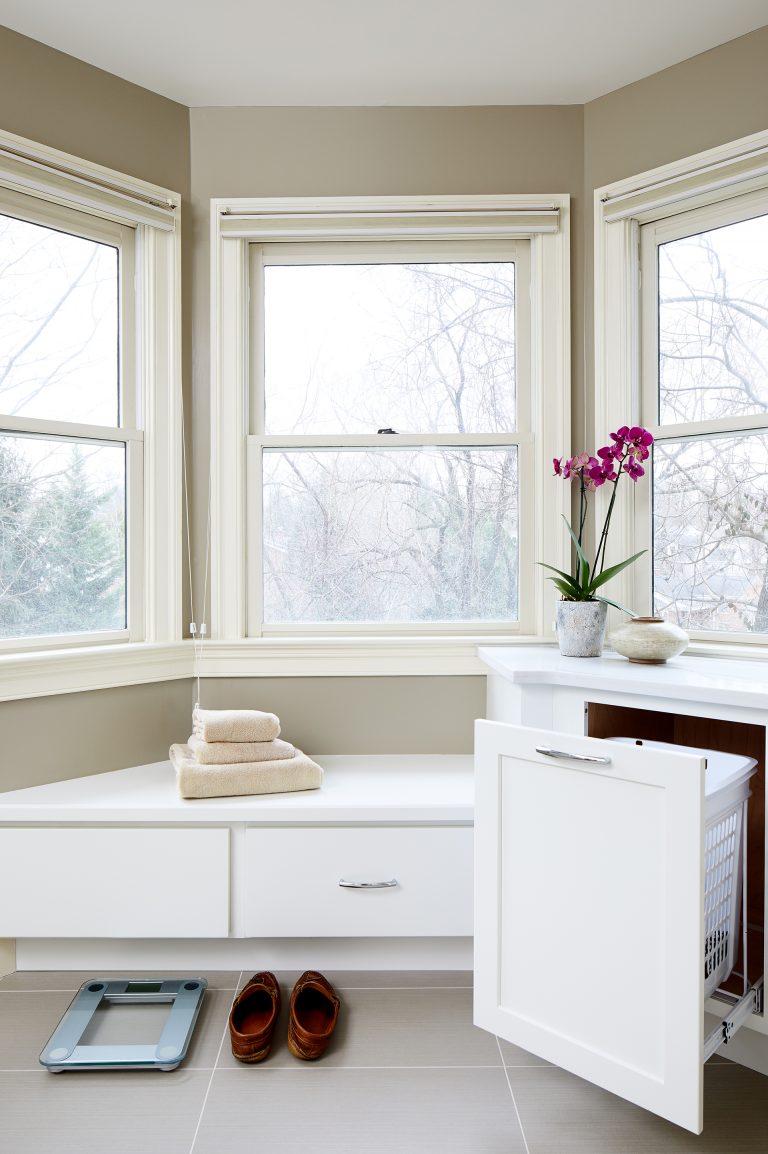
[608,616,689,664]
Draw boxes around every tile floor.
[1,969,767,1153]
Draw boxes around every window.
[641,197,768,637]
[0,127,180,690]
[212,195,570,665]
[250,244,531,632]
[0,191,137,644]
[595,129,768,648]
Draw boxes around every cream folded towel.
[170,743,323,799]
[188,734,295,765]
[192,707,280,743]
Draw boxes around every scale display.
[39,977,207,1072]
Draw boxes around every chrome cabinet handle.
[338,878,398,889]
[535,745,612,765]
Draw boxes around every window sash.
[246,434,535,636]
[248,239,531,439]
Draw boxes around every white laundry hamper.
[611,738,757,998]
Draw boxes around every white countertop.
[0,754,474,824]
[479,645,768,710]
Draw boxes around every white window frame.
[210,195,571,674]
[0,128,183,698]
[595,128,768,652]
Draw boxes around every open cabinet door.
[474,720,705,1133]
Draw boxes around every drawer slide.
[704,978,764,1062]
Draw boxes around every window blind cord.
[179,380,209,712]
[197,464,212,710]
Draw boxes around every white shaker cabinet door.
[474,720,706,1134]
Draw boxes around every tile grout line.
[496,1035,532,1154]
[188,969,244,1154]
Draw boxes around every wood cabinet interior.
[587,703,765,993]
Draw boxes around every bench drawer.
[0,827,230,937]
[243,825,473,937]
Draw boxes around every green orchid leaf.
[587,550,646,594]
[562,516,590,572]
[548,577,581,598]
[538,561,579,586]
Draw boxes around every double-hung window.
[0,189,139,646]
[0,128,180,689]
[249,241,532,634]
[640,192,768,638]
[212,195,570,662]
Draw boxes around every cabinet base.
[16,936,474,973]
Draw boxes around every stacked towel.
[172,708,323,799]
[170,744,324,799]
[188,734,295,765]
[193,707,280,743]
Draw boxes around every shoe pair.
[228,970,340,1063]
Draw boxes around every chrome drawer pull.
[338,878,398,889]
[535,746,612,765]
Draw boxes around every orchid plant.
[541,425,654,612]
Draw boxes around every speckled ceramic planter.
[555,600,608,657]
[608,616,689,664]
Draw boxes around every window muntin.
[641,193,768,638]
[250,241,531,634]
[0,192,135,644]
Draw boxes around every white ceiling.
[0,0,766,107]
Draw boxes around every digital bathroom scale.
[39,977,207,1072]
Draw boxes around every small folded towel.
[188,734,295,765]
[170,743,324,799]
[192,707,280,743]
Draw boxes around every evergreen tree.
[32,446,124,635]
[0,438,47,636]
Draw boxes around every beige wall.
[0,680,194,792]
[199,676,485,754]
[582,25,768,438]
[0,25,189,191]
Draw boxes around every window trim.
[211,194,571,667]
[0,127,182,695]
[594,128,768,648]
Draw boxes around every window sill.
[0,635,553,700]
[0,641,190,703]
[196,636,551,678]
[3,634,768,702]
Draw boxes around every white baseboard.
[16,937,474,972]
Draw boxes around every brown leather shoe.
[229,971,281,1063]
[287,970,340,1060]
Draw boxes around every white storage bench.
[0,755,474,971]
